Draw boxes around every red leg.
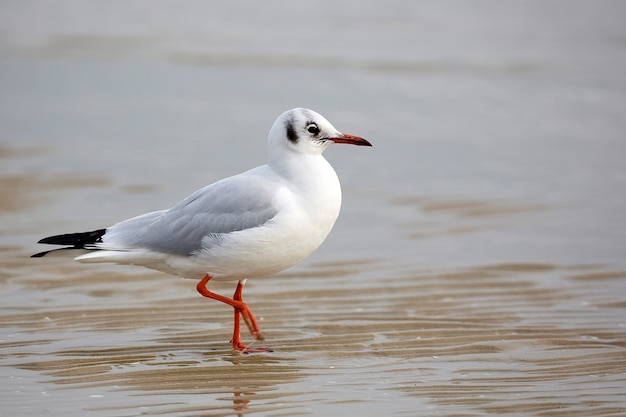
[233,280,264,341]
[196,275,270,353]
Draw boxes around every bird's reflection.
[233,389,252,416]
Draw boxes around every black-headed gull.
[32,108,372,352]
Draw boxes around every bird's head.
[268,108,371,156]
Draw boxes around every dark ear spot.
[285,119,298,143]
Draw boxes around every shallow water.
[1,1,626,416]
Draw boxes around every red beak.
[328,133,372,147]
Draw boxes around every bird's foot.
[230,339,273,354]
[241,345,274,354]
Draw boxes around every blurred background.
[1,1,625,416]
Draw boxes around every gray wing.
[102,172,280,255]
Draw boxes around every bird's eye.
[306,123,320,135]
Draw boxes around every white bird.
[32,108,372,352]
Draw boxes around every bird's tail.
[31,229,106,258]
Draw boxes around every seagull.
[32,108,372,352]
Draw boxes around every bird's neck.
[270,149,324,177]
[270,151,339,192]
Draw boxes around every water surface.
[1,1,625,416]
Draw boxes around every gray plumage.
[101,168,280,256]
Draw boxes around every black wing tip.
[37,236,57,244]
[36,229,106,246]
[32,229,106,258]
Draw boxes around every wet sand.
[3,247,625,416]
[2,1,626,416]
